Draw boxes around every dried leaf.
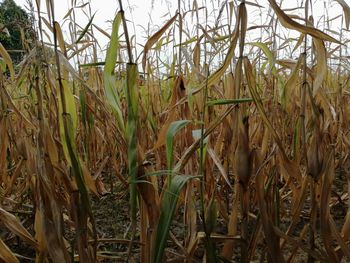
[0,239,19,263]
[142,13,178,71]
[335,0,350,29]
[268,0,339,43]
[312,38,327,95]
[0,208,38,249]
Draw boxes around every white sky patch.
[13,0,350,72]
[15,0,172,63]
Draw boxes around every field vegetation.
[0,0,350,262]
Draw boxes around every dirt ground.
[1,161,349,263]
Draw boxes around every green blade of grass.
[247,42,276,75]
[153,175,197,263]
[126,63,139,231]
[166,120,191,170]
[103,11,125,132]
[75,12,96,43]
[206,98,253,106]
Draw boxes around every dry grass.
[0,0,350,262]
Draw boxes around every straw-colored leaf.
[93,23,111,38]
[282,55,303,106]
[81,160,100,196]
[207,147,232,188]
[142,13,178,71]
[312,37,327,95]
[53,22,67,55]
[68,43,93,59]
[0,208,38,249]
[41,17,54,33]
[2,86,37,131]
[153,76,186,150]
[256,169,284,262]
[320,151,339,261]
[44,125,59,166]
[335,0,350,29]
[292,33,305,53]
[243,57,302,185]
[0,43,15,81]
[268,0,340,43]
[0,239,19,263]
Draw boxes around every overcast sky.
[14,1,171,46]
[12,0,348,66]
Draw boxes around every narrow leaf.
[76,13,96,43]
[166,120,191,169]
[268,0,340,43]
[142,13,178,71]
[206,98,253,106]
[153,175,197,263]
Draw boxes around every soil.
[2,159,349,263]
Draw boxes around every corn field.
[0,0,350,262]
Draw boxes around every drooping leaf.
[282,55,303,107]
[243,57,302,186]
[247,42,276,75]
[268,0,339,43]
[0,208,38,249]
[334,0,350,29]
[142,13,179,71]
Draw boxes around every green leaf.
[206,98,253,106]
[153,175,197,263]
[0,58,6,72]
[174,36,198,47]
[62,113,94,254]
[57,80,78,164]
[80,62,105,68]
[103,12,125,131]
[79,90,87,128]
[192,129,208,167]
[0,43,15,81]
[76,12,96,43]
[205,197,218,234]
[62,80,78,132]
[126,63,139,227]
[166,120,191,169]
[247,42,276,75]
